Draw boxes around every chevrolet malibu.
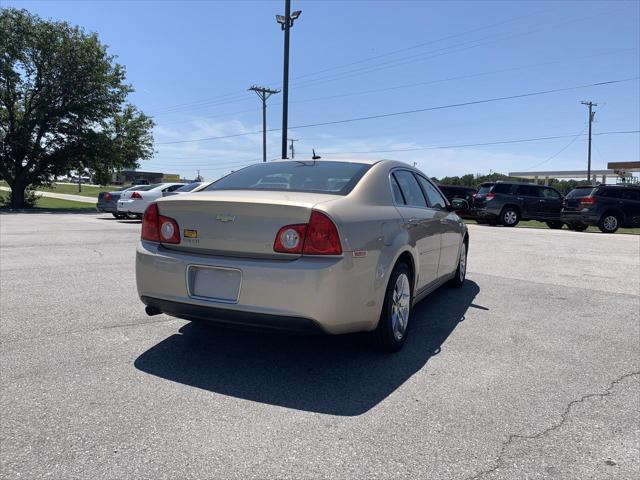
[136,159,469,351]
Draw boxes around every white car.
[117,183,184,217]
[162,181,211,197]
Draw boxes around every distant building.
[112,170,182,185]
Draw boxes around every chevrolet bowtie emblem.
[216,214,236,223]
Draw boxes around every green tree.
[0,8,154,208]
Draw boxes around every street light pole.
[276,1,301,159]
[281,0,291,159]
[249,85,280,162]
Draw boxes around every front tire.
[448,241,468,288]
[599,213,620,233]
[500,207,520,227]
[372,263,412,353]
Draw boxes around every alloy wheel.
[459,243,467,282]
[603,215,618,232]
[503,210,518,225]
[391,273,411,340]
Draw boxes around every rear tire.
[545,221,564,229]
[372,262,412,353]
[569,223,589,232]
[598,213,620,233]
[500,207,520,227]
[448,241,468,288]
[112,212,123,219]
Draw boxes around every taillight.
[580,196,596,206]
[485,192,495,200]
[104,193,112,202]
[274,224,307,254]
[141,204,160,242]
[141,204,180,244]
[273,211,342,255]
[131,191,142,199]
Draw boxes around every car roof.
[269,158,382,165]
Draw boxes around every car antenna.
[312,149,321,160]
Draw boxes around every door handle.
[539,199,546,203]
[439,218,448,224]
[407,217,419,225]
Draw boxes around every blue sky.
[6,0,640,181]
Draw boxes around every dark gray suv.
[561,185,640,233]
[471,181,564,228]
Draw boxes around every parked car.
[162,181,211,197]
[97,185,144,218]
[471,181,564,228]
[117,183,184,218]
[137,159,469,352]
[561,185,640,233]
[438,185,477,219]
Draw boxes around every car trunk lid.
[156,190,341,258]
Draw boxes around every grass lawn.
[465,219,640,235]
[0,180,120,198]
[0,193,96,211]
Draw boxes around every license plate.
[187,266,241,303]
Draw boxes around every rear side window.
[163,184,183,192]
[567,187,594,198]
[515,185,540,197]
[206,161,370,195]
[541,188,561,199]
[392,171,427,207]
[620,189,640,201]
[391,176,405,204]
[492,183,513,194]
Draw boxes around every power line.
[155,76,639,145]
[523,125,589,170]
[316,130,639,156]
[143,130,638,173]
[152,48,637,128]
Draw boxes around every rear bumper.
[561,210,600,225]
[136,240,384,334]
[141,296,325,334]
[471,206,500,219]
[118,199,148,214]
[96,202,117,213]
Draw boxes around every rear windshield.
[132,184,162,191]
[205,161,371,195]
[175,182,202,192]
[477,184,494,195]
[567,187,594,198]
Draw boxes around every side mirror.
[451,198,469,211]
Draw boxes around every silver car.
[136,159,469,351]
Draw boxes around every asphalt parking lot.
[1,213,638,479]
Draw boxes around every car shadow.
[134,280,481,416]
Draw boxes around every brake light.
[580,196,596,205]
[273,211,342,255]
[104,193,112,202]
[131,191,142,199]
[485,192,495,200]
[141,204,180,244]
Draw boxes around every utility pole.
[249,85,280,162]
[289,138,298,159]
[581,101,597,184]
[276,1,301,159]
